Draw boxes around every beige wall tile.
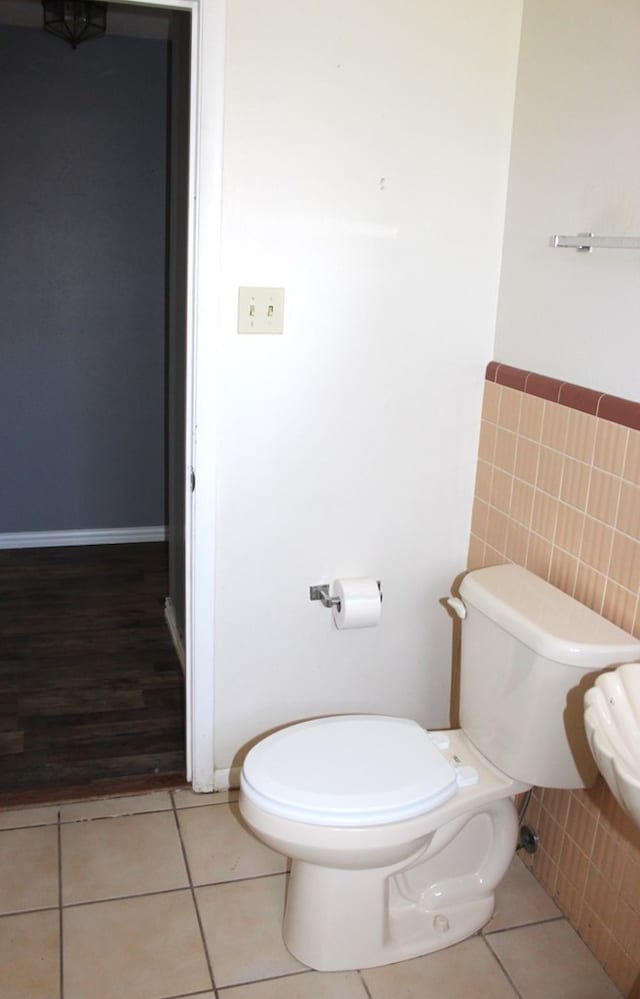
[477,420,496,463]
[531,491,558,541]
[594,420,628,475]
[561,457,591,509]
[525,534,552,579]
[554,871,583,925]
[579,517,613,575]
[548,550,578,596]
[555,505,585,556]
[505,521,529,565]
[541,401,569,451]
[573,565,605,615]
[510,479,534,527]
[519,393,545,441]
[602,579,637,633]
[467,535,485,570]
[491,468,513,513]
[609,532,640,592]
[537,447,564,497]
[623,428,640,484]
[514,436,539,484]
[474,460,493,503]
[498,386,522,432]
[495,427,517,472]
[603,938,638,997]
[470,498,489,538]
[486,508,509,554]
[565,797,597,858]
[566,409,597,463]
[617,480,640,539]
[575,903,614,976]
[482,381,500,424]
[586,469,621,526]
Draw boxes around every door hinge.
[190,469,196,492]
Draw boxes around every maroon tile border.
[485,361,640,430]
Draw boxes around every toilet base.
[282,797,518,971]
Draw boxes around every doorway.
[0,0,196,802]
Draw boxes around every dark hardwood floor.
[0,543,187,806]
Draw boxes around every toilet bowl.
[239,565,640,971]
[241,719,523,970]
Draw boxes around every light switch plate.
[237,287,285,334]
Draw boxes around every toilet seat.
[240,715,459,827]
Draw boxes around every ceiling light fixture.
[42,0,107,49]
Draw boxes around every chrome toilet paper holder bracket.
[309,581,382,612]
[309,585,341,611]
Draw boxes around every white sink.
[584,662,640,827]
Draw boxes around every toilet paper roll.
[330,577,382,630]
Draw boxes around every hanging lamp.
[42,0,107,49]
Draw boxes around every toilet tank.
[457,564,640,788]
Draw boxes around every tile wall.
[467,362,640,997]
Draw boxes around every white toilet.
[239,564,640,971]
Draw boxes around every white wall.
[495,0,640,401]
[201,0,523,772]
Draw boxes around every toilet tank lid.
[459,564,640,669]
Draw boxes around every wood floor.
[0,543,186,805]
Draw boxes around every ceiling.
[0,0,171,40]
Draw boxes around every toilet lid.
[240,715,458,827]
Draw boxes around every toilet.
[239,564,640,971]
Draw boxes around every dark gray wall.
[167,12,191,635]
[0,27,168,532]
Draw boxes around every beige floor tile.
[362,938,518,998]
[173,787,238,807]
[484,855,561,933]
[178,802,287,885]
[0,825,59,914]
[0,806,59,830]
[223,970,370,998]
[0,909,60,999]
[362,937,517,999]
[60,790,172,822]
[196,875,304,987]
[486,920,622,998]
[63,890,212,999]
[61,810,188,904]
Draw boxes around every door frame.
[122,0,224,790]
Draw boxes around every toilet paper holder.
[310,581,382,612]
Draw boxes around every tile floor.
[0,788,623,999]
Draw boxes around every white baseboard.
[0,526,167,550]
[164,596,186,675]
[214,766,241,791]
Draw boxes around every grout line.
[482,913,566,938]
[171,794,218,998]
[358,970,375,999]
[480,932,525,999]
[216,969,311,991]
[57,807,64,999]
[59,869,289,911]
